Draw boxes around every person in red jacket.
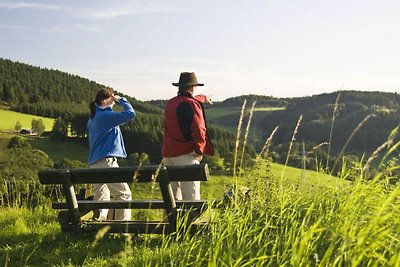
[162,72,214,201]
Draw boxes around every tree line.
[0,58,256,170]
[208,91,400,161]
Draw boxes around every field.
[0,109,88,162]
[28,137,89,163]
[0,109,54,132]
[0,162,398,266]
[1,107,399,266]
[205,107,284,122]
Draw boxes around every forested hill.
[210,91,400,168]
[2,57,398,169]
[213,94,289,108]
[0,58,249,166]
[262,91,400,150]
[0,58,162,117]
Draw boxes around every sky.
[1,0,399,101]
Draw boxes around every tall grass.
[1,97,400,266]
[0,178,52,208]
[2,162,398,266]
[326,91,341,169]
[239,101,256,171]
[332,113,376,172]
[281,114,303,181]
[127,161,399,266]
[233,100,247,176]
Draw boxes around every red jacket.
[162,93,214,157]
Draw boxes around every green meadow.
[1,106,399,266]
[1,160,398,266]
[0,109,54,132]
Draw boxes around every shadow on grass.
[1,226,170,266]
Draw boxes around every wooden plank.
[167,164,210,181]
[158,169,177,232]
[39,165,161,184]
[38,163,212,235]
[39,164,209,184]
[61,171,81,229]
[52,200,208,210]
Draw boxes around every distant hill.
[204,91,400,168]
[2,57,398,170]
[212,94,289,108]
[0,58,162,117]
[0,58,247,165]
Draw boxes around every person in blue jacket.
[87,87,136,221]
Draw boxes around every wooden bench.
[38,164,212,234]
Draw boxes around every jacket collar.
[177,91,193,98]
[95,103,113,111]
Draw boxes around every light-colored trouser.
[89,157,132,220]
[163,153,201,201]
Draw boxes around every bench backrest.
[39,164,210,185]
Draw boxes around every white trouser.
[89,157,132,220]
[163,153,201,201]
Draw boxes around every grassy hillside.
[0,109,55,151]
[0,109,54,132]
[28,137,89,163]
[205,106,285,148]
[0,162,397,266]
[205,106,285,122]
[0,108,89,163]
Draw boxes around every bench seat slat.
[52,200,208,210]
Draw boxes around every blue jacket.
[87,97,136,165]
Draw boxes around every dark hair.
[90,87,114,118]
[177,86,192,96]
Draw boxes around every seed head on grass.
[362,140,392,173]
[306,142,329,158]
[258,126,279,159]
[378,126,400,167]
[281,115,303,180]
[326,91,341,169]
[82,226,111,266]
[233,99,247,176]
[240,101,256,170]
[333,113,376,173]
[92,226,111,248]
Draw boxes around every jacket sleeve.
[190,101,207,155]
[99,97,136,128]
[194,94,207,103]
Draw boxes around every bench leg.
[158,172,177,232]
[61,171,81,231]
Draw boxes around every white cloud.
[0,24,32,31]
[0,23,102,33]
[47,24,104,33]
[76,1,183,20]
[0,1,64,10]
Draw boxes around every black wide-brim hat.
[172,72,204,87]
